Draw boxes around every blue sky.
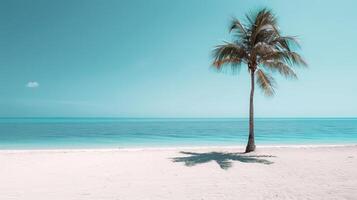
[0,0,356,117]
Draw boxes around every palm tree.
[212,8,307,153]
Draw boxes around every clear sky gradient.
[0,0,356,117]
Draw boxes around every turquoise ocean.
[0,118,356,149]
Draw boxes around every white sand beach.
[1,145,357,200]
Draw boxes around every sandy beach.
[1,145,357,200]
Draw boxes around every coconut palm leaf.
[256,69,275,96]
[259,51,307,67]
[212,42,247,71]
[249,9,278,45]
[230,18,248,35]
[261,60,297,79]
[272,36,301,51]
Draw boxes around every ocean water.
[0,118,356,149]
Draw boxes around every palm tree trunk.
[245,70,256,153]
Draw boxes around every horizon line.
[1,116,357,119]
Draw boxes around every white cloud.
[26,81,39,88]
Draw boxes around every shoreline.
[1,143,356,153]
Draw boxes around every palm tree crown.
[213,8,307,96]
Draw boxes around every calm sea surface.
[0,118,356,149]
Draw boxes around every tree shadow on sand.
[172,151,275,170]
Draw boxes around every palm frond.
[212,42,247,71]
[249,8,279,45]
[230,18,247,35]
[229,18,251,47]
[256,69,275,96]
[286,51,307,66]
[261,60,297,79]
[271,36,301,51]
[259,51,307,67]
